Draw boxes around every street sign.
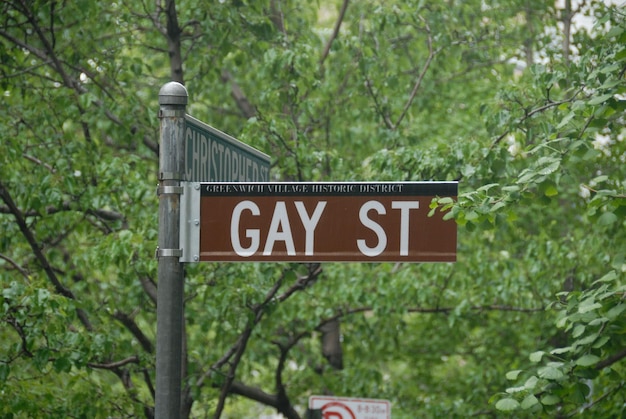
[184,114,270,182]
[309,396,391,419]
[186,181,457,263]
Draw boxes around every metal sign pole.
[155,82,188,419]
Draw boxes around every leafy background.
[1,0,624,417]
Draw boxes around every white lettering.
[294,201,326,255]
[252,162,259,181]
[223,147,231,182]
[357,200,387,257]
[391,201,419,256]
[231,201,260,257]
[200,134,209,181]
[263,202,295,256]
[211,142,219,181]
[185,128,192,180]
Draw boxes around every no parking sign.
[309,396,391,419]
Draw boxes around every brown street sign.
[197,182,457,262]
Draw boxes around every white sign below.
[309,396,391,419]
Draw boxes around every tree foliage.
[0,0,624,418]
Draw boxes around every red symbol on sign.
[320,401,357,419]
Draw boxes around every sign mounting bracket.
[179,182,201,263]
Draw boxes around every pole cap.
[159,81,188,106]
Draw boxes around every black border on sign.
[200,181,458,197]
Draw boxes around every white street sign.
[309,396,391,419]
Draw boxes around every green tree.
[1,0,623,418]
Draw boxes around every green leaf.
[572,382,590,404]
[572,324,585,338]
[490,201,506,212]
[53,356,72,373]
[529,351,545,363]
[606,303,626,321]
[550,346,573,355]
[521,394,539,410]
[495,398,520,411]
[283,269,297,283]
[593,270,617,285]
[588,317,608,326]
[506,370,523,380]
[502,185,520,192]
[556,112,575,129]
[524,376,539,390]
[538,366,564,380]
[592,335,610,349]
[597,212,618,226]
[477,183,499,192]
[0,363,9,382]
[576,354,600,367]
[588,93,614,105]
[34,348,50,371]
[578,302,602,314]
[517,169,536,184]
[538,159,560,175]
[577,333,600,346]
[591,175,609,184]
[540,394,560,406]
[544,184,558,197]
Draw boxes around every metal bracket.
[179,182,201,263]
[157,185,184,196]
[159,171,184,181]
[158,109,186,118]
[155,247,183,259]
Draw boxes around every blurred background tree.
[1,0,623,417]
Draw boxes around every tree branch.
[87,355,154,418]
[273,342,302,419]
[0,181,93,331]
[196,266,320,418]
[164,0,184,83]
[6,315,34,358]
[268,0,286,35]
[181,264,327,418]
[0,202,125,222]
[277,264,322,302]
[595,347,626,370]
[228,381,279,408]
[0,252,31,283]
[221,70,256,119]
[488,87,585,150]
[392,15,434,130]
[113,311,154,354]
[320,0,350,67]
[363,77,394,130]
[212,275,285,418]
[1,19,157,156]
[87,355,140,370]
[140,276,158,305]
[22,153,56,173]
[15,0,76,90]
[562,0,572,66]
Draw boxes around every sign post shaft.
[155,82,188,419]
